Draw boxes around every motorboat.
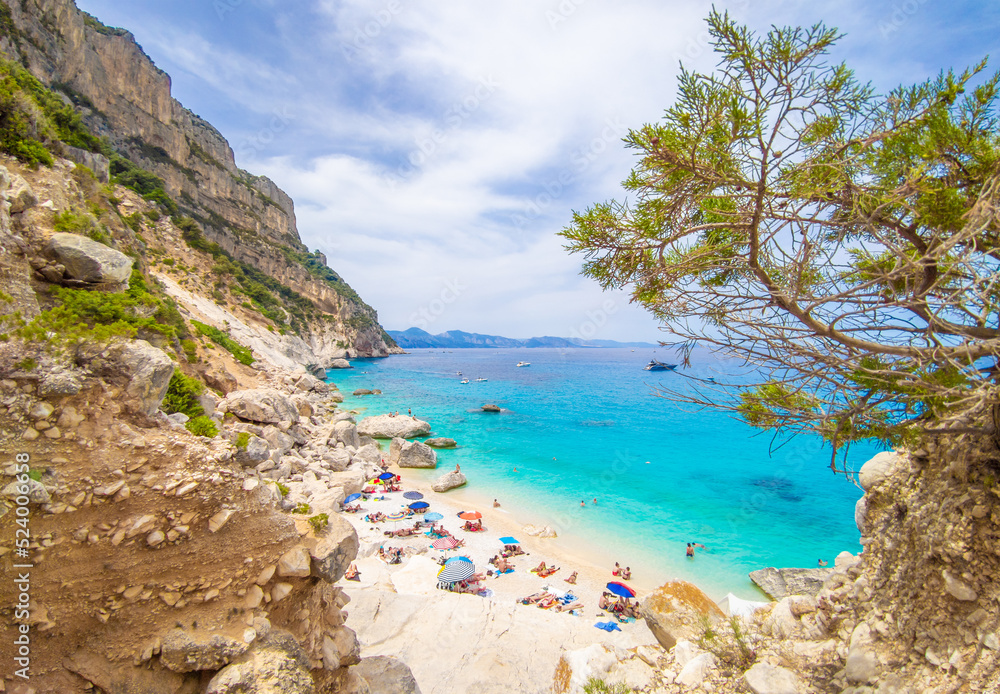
[476,377,488,382]
[644,359,677,371]
[516,361,530,367]
[460,379,470,384]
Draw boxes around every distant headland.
[387,327,659,349]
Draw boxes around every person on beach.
[621,567,631,580]
[564,571,578,584]
[612,562,620,576]
[455,463,461,473]
[493,499,501,507]
[686,543,695,558]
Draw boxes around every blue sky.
[75,0,1000,341]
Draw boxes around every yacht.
[516,361,530,367]
[644,359,677,371]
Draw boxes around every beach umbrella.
[606,582,636,598]
[408,501,430,510]
[403,491,424,500]
[432,536,459,550]
[386,511,409,521]
[423,512,443,522]
[446,555,472,563]
[438,558,475,583]
[344,493,361,504]
[498,536,520,545]
[458,511,482,521]
[378,472,395,481]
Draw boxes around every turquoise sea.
[326,348,876,600]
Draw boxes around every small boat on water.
[460,379,470,384]
[644,359,677,371]
[476,377,488,382]
[516,361,530,367]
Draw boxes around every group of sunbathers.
[488,555,514,573]
[364,512,387,523]
[462,520,486,532]
[501,544,525,558]
[344,503,362,513]
[378,546,405,564]
[530,561,560,578]
[599,592,641,620]
[519,591,583,613]
[611,562,632,580]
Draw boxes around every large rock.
[332,420,360,448]
[277,546,312,577]
[424,437,457,448]
[397,441,437,469]
[357,415,431,439]
[8,174,38,214]
[858,451,903,491]
[159,628,249,673]
[845,623,879,683]
[235,434,270,466]
[389,437,405,464]
[329,358,352,369]
[224,389,300,424]
[432,471,467,492]
[749,567,833,600]
[46,232,133,284]
[108,340,174,416]
[309,514,360,583]
[39,367,83,397]
[206,630,313,694]
[3,478,51,504]
[640,580,725,651]
[64,649,192,694]
[744,663,803,694]
[354,656,422,694]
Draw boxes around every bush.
[698,615,758,672]
[582,679,632,694]
[53,210,93,233]
[191,320,254,366]
[162,369,205,418]
[291,502,311,515]
[185,415,218,438]
[180,339,198,363]
[235,432,250,450]
[276,483,289,497]
[308,513,329,533]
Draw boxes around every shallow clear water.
[327,348,875,600]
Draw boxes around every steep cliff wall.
[0,0,398,360]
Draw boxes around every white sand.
[339,467,650,640]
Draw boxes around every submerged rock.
[424,437,457,448]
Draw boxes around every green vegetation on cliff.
[191,320,255,366]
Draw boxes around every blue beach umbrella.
[378,472,395,481]
[499,536,520,545]
[403,491,424,500]
[408,501,430,510]
[446,555,472,563]
[423,512,443,522]
[344,493,361,504]
[606,582,636,598]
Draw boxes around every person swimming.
[686,543,695,558]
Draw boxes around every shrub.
[185,415,218,438]
[162,369,205,418]
[276,483,289,497]
[697,615,759,672]
[308,513,329,533]
[53,210,93,233]
[180,339,198,363]
[582,679,632,694]
[235,432,250,451]
[27,468,42,481]
[292,502,311,515]
[14,357,37,371]
[191,320,254,366]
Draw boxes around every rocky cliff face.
[0,0,398,361]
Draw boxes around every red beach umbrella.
[458,511,482,521]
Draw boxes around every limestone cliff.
[0,0,398,361]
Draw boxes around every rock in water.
[641,580,725,650]
[432,471,467,492]
[397,440,437,469]
[749,566,833,600]
[357,414,431,439]
[481,404,501,412]
[46,232,133,284]
[353,656,422,694]
[424,437,457,448]
[328,358,352,369]
[223,389,300,424]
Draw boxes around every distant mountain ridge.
[388,328,658,349]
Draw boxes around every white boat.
[476,377,488,382]
[516,361,530,367]
[460,379,470,384]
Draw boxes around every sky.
[74,0,1000,341]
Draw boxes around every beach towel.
[594,621,621,632]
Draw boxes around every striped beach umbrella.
[438,558,475,583]
[432,536,459,550]
[386,511,409,521]
[403,491,424,500]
